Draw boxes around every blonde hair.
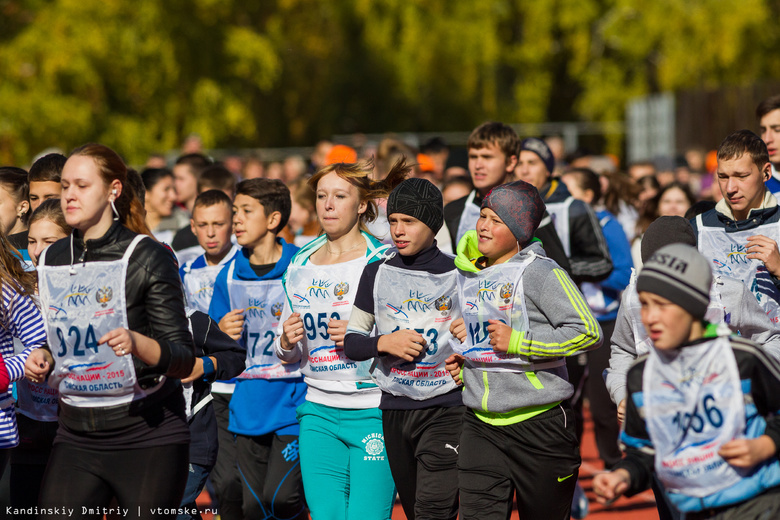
[308,157,411,231]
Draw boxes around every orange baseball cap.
[325,144,358,165]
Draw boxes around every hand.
[487,320,512,352]
[25,349,53,383]
[450,318,466,343]
[617,399,626,424]
[218,309,245,341]
[592,469,631,504]
[99,327,136,357]
[445,354,465,385]
[182,356,218,383]
[747,235,780,276]
[377,329,426,362]
[719,435,776,469]
[281,313,304,351]
[327,319,348,347]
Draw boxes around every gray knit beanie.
[637,244,712,320]
[482,181,546,246]
[387,178,444,233]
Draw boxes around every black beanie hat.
[641,216,697,264]
[387,178,444,233]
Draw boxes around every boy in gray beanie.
[595,243,780,518]
[446,180,601,519]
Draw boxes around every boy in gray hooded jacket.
[446,180,602,520]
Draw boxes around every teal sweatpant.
[297,401,396,520]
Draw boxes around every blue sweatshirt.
[209,238,307,437]
[581,210,633,322]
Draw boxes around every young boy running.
[179,189,241,519]
[209,179,306,520]
[181,190,240,314]
[344,178,463,520]
[594,244,780,518]
[447,181,602,519]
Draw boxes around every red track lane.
[194,402,661,519]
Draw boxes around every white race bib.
[284,255,372,380]
[227,261,299,380]
[697,215,780,324]
[453,254,563,372]
[373,262,459,399]
[545,196,574,257]
[644,334,745,497]
[455,191,482,246]
[38,235,147,407]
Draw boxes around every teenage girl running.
[275,158,406,519]
[25,144,195,520]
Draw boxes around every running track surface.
[195,402,661,519]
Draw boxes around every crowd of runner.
[0,94,780,520]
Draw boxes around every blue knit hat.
[520,138,555,175]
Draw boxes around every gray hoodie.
[456,238,603,422]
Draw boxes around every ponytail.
[308,156,412,230]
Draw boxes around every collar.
[71,221,125,252]
[393,241,441,267]
[715,190,777,221]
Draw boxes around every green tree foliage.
[1,0,778,164]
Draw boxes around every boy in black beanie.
[595,244,780,518]
[344,177,463,520]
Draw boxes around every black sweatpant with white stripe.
[458,405,581,520]
[382,406,465,520]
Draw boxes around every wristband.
[201,356,215,380]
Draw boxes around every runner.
[275,158,406,520]
[26,143,195,520]
[141,167,179,245]
[690,130,780,323]
[208,178,306,520]
[594,244,780,518]
[344,178,463,520]
[10,199,70,517]
[0,215,46,481]
[28,153,65,212]
[0,166,32,263]
[446,181,601,519]
[757,94,780,193]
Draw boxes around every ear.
[763,162,772,181]
[357,200,368,216]
[190,218,197,236]
[111,179,122,200]
[505,154,519,173]
[17,199,29,218]
[267,210,283,231]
